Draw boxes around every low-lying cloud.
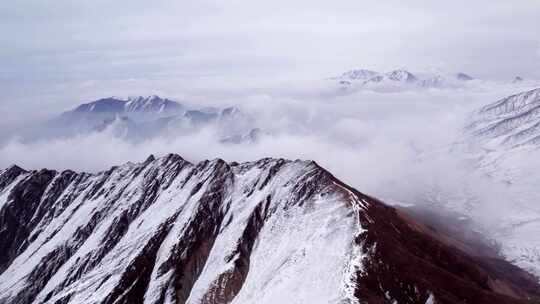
[0,82,523,189]
[3,82,540,243]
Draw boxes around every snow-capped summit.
[124,95,184,114]
[68,95,183,117]
[333,68,479,89]
[386,69,418,83]
[72,97,126,114]
[40,97,260,143]
[0,155,538,303]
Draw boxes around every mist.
[2,82,536,223]
[3,70,540,282]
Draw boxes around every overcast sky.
[1,0,540,121]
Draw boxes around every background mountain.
[24,96,261,144]
[332,69,477,89]
[0,155,539,304]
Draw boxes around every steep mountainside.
[462,87,540,278]
[468,88,540,148]
[0,155,539,304]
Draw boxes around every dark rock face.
[348,193,540,304]
[0,155,539,304]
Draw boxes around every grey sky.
[1,0,539,121]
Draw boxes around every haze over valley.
[2,1,540,303]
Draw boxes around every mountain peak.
[72,97,126,113]
[386,69,418,82]
[65,96,184,117]
[333,68,483,88]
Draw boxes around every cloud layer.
[1,0,539,122]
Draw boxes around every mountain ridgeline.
[467,87,540,148]
[332,69,476,89]
[32,96,259,144]
[0,155,539,304]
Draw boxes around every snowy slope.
[468,88,540,148]
[457,87,540,277]
[70,95,184,117]
[0,155,538,304]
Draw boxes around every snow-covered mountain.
[455,87,540,277]
[337,69,380,81]
[29,97,262,144]
[385,69,418,83]
[1,155,539,304]
[468,88,540,149]
[67,95,184,119]
[40,96,187,139]
[333,69,476,89]
[456,73,474,81]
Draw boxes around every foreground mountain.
[1,155,539,304]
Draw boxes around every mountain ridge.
[30,97,260,144]
[1,154,539,303]
[468,87,540,148]
[333,69,476,89]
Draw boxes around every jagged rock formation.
[0,155,539,304]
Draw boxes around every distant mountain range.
[332,69,529,90]
[68,95,184,117]
[332,69,475,89]
[25,96,263,144]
